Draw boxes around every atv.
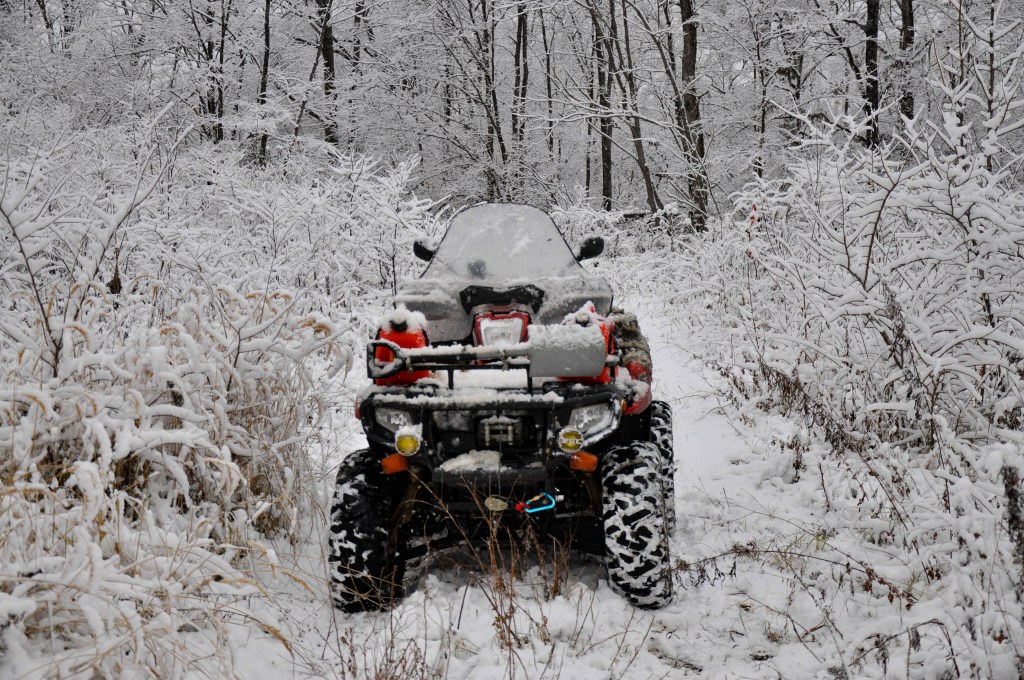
[328,203,675,611]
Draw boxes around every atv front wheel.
[601,442,673,608]
[328,448,405,612]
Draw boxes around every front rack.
[367,339,619,390]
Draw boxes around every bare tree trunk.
[216,0,231,142]
[353,0,367,71]
[678,0,708,231]
[441,61,453,159]
[257,0,271,164]
[749,14,767,177]
[314,0,340,146]
[864,0,880,146]
[539,9,555,160]
[479,0,507,198]
[898,0,915,121]
[584,26,595,195]
[349,0,372,147]
[612,0,661,213]
[591,1,613,210]
[511,3,529,192]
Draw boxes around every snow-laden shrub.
[719,112,1024,449]
[0,474,260,679]
[674,38,1024,677]
[0,285,338,676]
[138,148,442,331]
[0,124,434,677]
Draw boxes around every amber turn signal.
[381,453,409,474]
[569,451,598,472]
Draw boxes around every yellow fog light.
[395,433,421,456]
[558,428,584,453]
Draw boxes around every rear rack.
[367,339,619,390]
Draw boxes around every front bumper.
[360,381,626,467]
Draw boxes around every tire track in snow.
[642,301,833,677]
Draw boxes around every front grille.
[432,410,538,453]
[478,416,522,447]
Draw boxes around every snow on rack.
[372,387,565,407]
[438,450,510,473]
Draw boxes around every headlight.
[375,407,413,432]
[569,402,615,433]
[567,401,619,442]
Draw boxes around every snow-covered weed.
[0,122,435,677]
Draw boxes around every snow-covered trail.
[639,300,825,677]
[216,300,824,680]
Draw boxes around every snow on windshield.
[423,204,580,281]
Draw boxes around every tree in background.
[6,0,994,215]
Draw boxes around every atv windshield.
[397,203,613,342]
[423,204,580,281]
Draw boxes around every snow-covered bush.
[0,122,435,676]
[148,149,442,307]
[675,30,1024,677]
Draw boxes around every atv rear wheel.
[601,442,673,608]
[649,400,675,534]
[328,448,405,612]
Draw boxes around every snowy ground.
[205,299,834,680]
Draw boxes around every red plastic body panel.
[374,328,430,385]
[622,358,652,415]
